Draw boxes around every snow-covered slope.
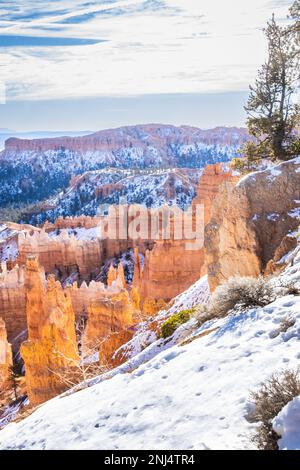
[0,241,300,449]
[21,168,202,225]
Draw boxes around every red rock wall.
[0,264,26,342]
[21,258,79,406]
[0,318,13,392]
[205,159,300,291]
[83,288,134,359]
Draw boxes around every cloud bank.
[0,0,291,101]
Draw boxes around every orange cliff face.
[17,230,104,280]
[107,264,118,287]
[205,159,300,291]
[0,159,253,409]
[0,318,13,393]
[0,163,240,340]
[140,240,203,307]
[193,162,241,225]
[131,163,241,309]
[0,263,26,342]
[83,283,134,366]
[16,217,148,282]
[21,258,79,406]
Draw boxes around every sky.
[0,0,292,131]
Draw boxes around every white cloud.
[0,0,292,101]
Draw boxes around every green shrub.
[160,308,195,339]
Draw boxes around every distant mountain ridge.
[0,130,94,152]
[4,124,249,153]
[0,124,250,221]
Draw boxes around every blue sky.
[0,0,292,131]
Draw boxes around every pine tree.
[289,0,300,46]
[242,11,299,163]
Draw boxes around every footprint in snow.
[282,301,296,307]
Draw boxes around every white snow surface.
[236,156,300,188]
[1,246,300,449]
[273,396,300,450]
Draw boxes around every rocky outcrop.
[17,230,103,280]
[130,287,141,316]
[69,280,106,318]
[0,261,115,342]
[193,162,241,225]
[83,287,134,362]
[139,240,204,306]
[0,263,26,342]
[205,158,300,291]
[0,319,13,392]
[17,218,148,282]
[117,263,126,288]
[21,258,79,406]
[131,164,239,307]
[265,234,298,274]
[107,264,117,287]
[43,216,102,231]
[99,329,133,368]
[132,247,143,290]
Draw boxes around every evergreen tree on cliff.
[237,4,299,168]
[290,0,300,46]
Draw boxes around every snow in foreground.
[273,396,300,450]
[1,292,300,448]
[0,244,300,450]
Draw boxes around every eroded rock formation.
[107,264,117,287]
[0,318,13,392]
[99,329,133,368]
[17,230,103,280]
[132,164,239,307]
[193,162,240,225]
[205,159,300,291]
[140,240,204,306]
[0,263,26,341]
[21,257,79,406]
[83,285,134,362]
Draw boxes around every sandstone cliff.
[205,158,300,291]
[0,319,12,392]
[140,240,204,306]
[21,258,79,406]
[83,287,134,364]
[0,263,26,342]
[131,163,240,307]
[193,162,241,225]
